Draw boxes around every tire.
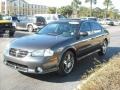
[98,40,108,56]
[58,51,75,76]
[9,29,15,37]
[27,25,33,32]
[9,32,15,37]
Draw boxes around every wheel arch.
[58,47,77,65]
[104,38,109,45]
[26,23,34,29]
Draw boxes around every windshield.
[2,16,11,20]
[106,19,112,21]
[37,22,80,37]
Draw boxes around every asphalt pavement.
[0,26,120,90]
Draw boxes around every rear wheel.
[58,51,75,75]
[98,40,108,56]
[27,25,33,32]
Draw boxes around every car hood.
[0,20,12,23]
[10,34,72,52]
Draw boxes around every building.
[0,0,48,15]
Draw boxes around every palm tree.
[71,0,81,17]
[85,0,97,17]
[103,0,113,18]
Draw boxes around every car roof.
[49,19,95,24]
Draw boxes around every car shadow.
[21,46,120,83]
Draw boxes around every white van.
[34,14,66,24]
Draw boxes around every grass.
[75,55,120,90]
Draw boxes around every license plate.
[5,30,9,33]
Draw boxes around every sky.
[25,0,120,11]
[1,0,120,11]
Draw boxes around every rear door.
[16,16,27,29]
[90,22,104,50]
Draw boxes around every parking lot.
[0,26,120,90]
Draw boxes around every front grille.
[6,61,28,72]
[9,48,28,58]
[0,23,12,28]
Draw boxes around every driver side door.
[77,22,94,58]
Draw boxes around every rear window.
[35,16,46,25]
[36,17,45,23]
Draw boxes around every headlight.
[31,49,54,57]
[4,44,10,54]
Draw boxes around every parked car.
[14,15,46,32]
[0,15,15,37]
[34,14,66,24]
[100,18,114,26]
[3,20,110,75]
[113,20,120,26]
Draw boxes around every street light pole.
[18,0,20,16]
[5,0,7,15]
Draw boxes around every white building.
[0,0,48,15]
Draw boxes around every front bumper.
[0,27,15,35]
[4,53,59,74]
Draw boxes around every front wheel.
[58,51,75,75]
[27,25,33,32]
[9,30,15,37]
[98,40,108,56]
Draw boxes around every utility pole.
[18,0,20,16]
[56,7,57,14]
[90,0,92,17]
[105,0,109,18]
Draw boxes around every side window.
[91,22,102,34]
[80,22,92,35]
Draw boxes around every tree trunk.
[90,0,93,17]
[105,0,109,18]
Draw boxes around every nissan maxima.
[3,20,110,75]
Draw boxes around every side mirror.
[80,32,88,36]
